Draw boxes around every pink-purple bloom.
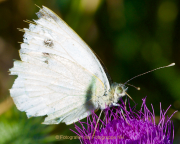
[71,98,175,144]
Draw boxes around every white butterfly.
[9,6,128,125]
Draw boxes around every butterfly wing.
[9,6,110,124]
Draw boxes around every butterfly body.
[9,6,127,125]
[97,83,127,109]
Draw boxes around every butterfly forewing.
[9,6,110,124]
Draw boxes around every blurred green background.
[0,0,180,143]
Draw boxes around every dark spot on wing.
[43,52,50,56]
[47,11,59,22]
[36,11,44,18]
[44,60,48,64]
[44,39,54,48]
[42,52,49,64]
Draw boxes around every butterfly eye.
[116,86,123,94]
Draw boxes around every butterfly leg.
[125,95,127,110]
[92,109,103,138]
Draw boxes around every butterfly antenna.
[124,63,175,85]
[126,83,140,90]
[92,110,103,138]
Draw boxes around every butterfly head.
[115,84,127,96]
[111,83,128,104]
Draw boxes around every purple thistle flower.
[71,98,175,144]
